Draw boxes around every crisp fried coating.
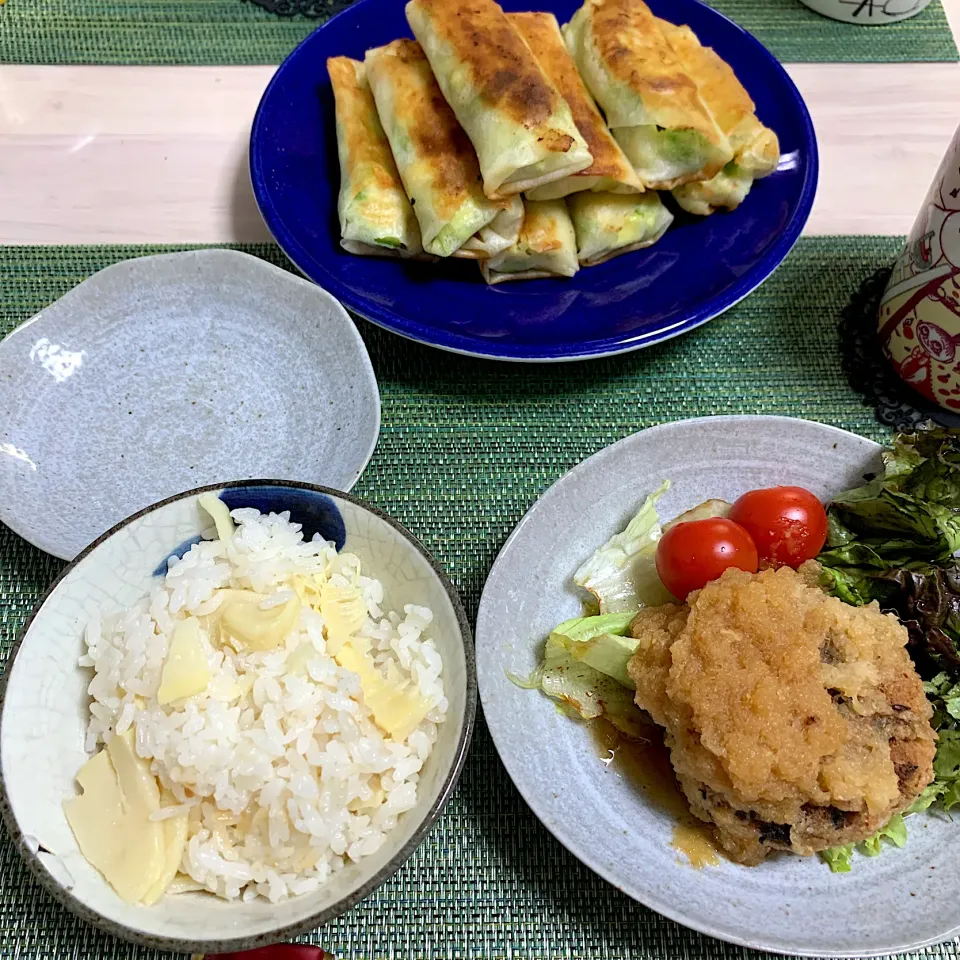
[628,565,936,864]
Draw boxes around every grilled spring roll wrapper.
[672,162,753,216]
[406,0,593,199]
[508,12,642,201]
[568,191,673,266]
[480,199,580,284]
[563,0,731,191]
[657,21,780,216]
[672,134,779,215]
[661,23,779,175]
[327,56,425,258]
[365,40,522,259]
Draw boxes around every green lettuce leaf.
[550,613,639,688]
[885,427,960,502]
[821,427,960,571]
[860,814,907,856]
[907,782,947,814]
[535,636,650,737]
[923,672,960,724]
[821,845,853,873]
[933,729,960,780]
[573,481,673,613]
[942,780,960,811]
[551,612,636,642]
[822,814,909,871]
[817,564,887,606]
[815,428,960,871]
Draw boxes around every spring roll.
[671,164,754,217]
[327,56,425,258]
[564,0,732,191]
[406,0,594,199]
[480,200,580,284]
[365,40,523,259]
[658,21,780,216]
[508,12,642,201]
[568,191,673,266]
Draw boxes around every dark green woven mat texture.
[0,236,953,960]
[0,0,956,64]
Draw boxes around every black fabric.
[839,267,960,431]
[247,0,351,16]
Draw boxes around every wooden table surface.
[2,3,959,244]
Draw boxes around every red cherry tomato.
[728,486,828,568]
[655,517,759,600]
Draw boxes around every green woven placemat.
[0,0,956,64]
[0,237,953,960]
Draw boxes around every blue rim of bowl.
[0,479,477,954]
[248,0,819,363]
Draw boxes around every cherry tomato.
[728,486,828,568]
[655,517,759,600]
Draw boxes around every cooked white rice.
[78,507,447,903]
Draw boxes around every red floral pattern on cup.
[880,123,960,413]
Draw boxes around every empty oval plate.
[0,250,380,560]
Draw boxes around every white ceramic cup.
[798,0,932,24]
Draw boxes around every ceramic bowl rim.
[0,248,383,561]
[0,479,476,953]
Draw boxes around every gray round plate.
[0,249,380,560]
[476,415,960,957]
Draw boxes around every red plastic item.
[200,947,331,960]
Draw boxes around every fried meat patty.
[627,565,936,864]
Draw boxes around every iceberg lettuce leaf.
[550,613,639,688]
[536,637,650,737]
[573,481,673,613]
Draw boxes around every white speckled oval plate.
[476,416,960,958]
[0,250,380,560]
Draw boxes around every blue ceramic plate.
[250,0,817,362]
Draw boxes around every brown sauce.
[671,822,721,868]
[590,717,723,868]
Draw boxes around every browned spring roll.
[479,199,580,284]
[658,20,780,216]
[406,0,593,199]
[365,39,522,259]
[564,0,732,190]
[508,11,643,201]
[327,56,424,257]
